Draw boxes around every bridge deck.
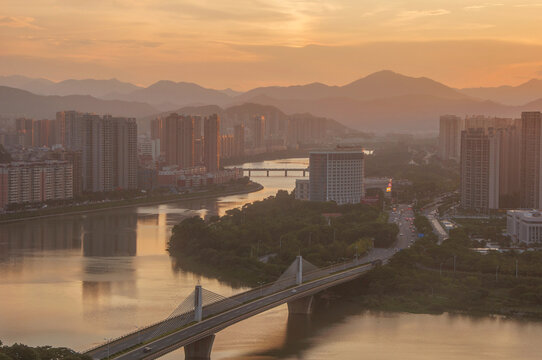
[86,253,389,360]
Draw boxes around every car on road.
[143,347,152,353]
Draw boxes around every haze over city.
[3,1,542,89]
[2,2,542,360]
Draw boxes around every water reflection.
[82,212,137,257]
[2,158,542,359]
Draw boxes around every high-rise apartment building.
[460,128,500,212]
[164,114,194,169]
[309,147,365,205]
[49,150,83,197]
[220,134,234,159]
[81,114,137,192]
[497,123,521,208]
[520,111,542,208]
[233,124,245,157]
[0,161,73,209]
[56,111,83,150]
[439,115,463,162]
[252,115,265,149]
[465,115,513,131]
[204,114,220,172]
[194,138,203,165]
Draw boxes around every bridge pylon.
[194,285,203,322]
[296,255,303,285]
[287,295,314,315]
[184,334,215,360]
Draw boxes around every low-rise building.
[507,209,542,244]
[294,179,309,200]
[157,166,242,189]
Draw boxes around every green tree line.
[168,190,398,286]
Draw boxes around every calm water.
[1,158,541,359]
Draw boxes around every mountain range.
[2,70,542,131]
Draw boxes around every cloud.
[394,9,450,22]
[514,3,542,7]
[0,16,41,29]
[464,3,504,10]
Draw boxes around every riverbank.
[0,181,263,224]
[328,235,542,321]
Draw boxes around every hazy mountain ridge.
[3,71,542,131]
[0,75,141,98]
[106,80,233,108]
[460,79,542,106]
[0,86,158,119]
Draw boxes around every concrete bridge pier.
[287,295,314,315]
[184,335,215,360]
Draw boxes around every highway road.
[389,204,417,250]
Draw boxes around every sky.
[2,0,542,90]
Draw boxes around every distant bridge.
[84,250,391,360]
[241,168,309,177]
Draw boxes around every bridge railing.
[83,256,372,354]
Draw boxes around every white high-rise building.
[308,147,365,205]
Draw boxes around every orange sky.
[2,0,542,90]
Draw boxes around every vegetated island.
[167,190,398,287]
[0,341,90,360]
[0,178,262,224]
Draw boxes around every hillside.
[0,86,158,119]
[460,79,542,106]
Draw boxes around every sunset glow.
[3,1,542,89]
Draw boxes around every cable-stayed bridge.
[84,249,392,360]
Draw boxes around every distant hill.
[235,93,522,131]
[107,80,233,108]
[0,75,141,98]
[0,86,158,119]
[234,70,468,103]
[5,71,542,132]
[460,79,542,106]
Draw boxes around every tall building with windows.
[56,111,83,150]
[520,111,542,208]
[204,114,220,173]
[233,124,245,157]
[497,123,521,208]
[0,161,73,209]
[81,114,137,192]
[308,147,365,205]
[164,114,194,169]
[460,128,501,212]
[252,115,265,149]
[439,115,463,162]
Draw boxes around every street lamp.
[257,281,264,297]
[104,338,110,359]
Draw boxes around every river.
[1,158,541,359]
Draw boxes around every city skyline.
[3,1,542,90]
